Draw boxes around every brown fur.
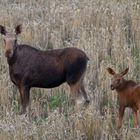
[107,67,140,128]
[0,25,90,113]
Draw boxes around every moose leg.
[19,85,30,114]
[69,82,81,105]
[117,106,125,129]
[133,109,138,128]
[80,81,90,104]
[67,70,89,106]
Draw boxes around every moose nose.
[110,85,114,90]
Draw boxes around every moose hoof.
[85,99,90,104]
[76,96,85,105]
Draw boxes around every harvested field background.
[0,0,140,140]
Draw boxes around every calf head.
[0,25,22,58]
[107,67,129,90]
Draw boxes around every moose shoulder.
[0,25,90,113]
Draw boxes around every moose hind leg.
[80,80,90,104]
[19,85,30,114]
[68,71,89,105]
[69,82,81,105]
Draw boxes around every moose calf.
[107,67,140,129]
[0,25,90,113]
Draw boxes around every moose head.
[0,25,22,57]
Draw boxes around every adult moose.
[107,67,140,129]
[0,25,90,113]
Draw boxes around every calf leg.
[117,106,125,129]
[19,85,30,114]
[133,109,138,128]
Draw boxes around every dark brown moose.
[0,25,90,113]
[107,67,140,129]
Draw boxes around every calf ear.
[121,68,129,76]
[15,24,22,35]
[0,25,6,35]
[107,67,116,75]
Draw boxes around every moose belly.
[32,77,66,88]
[27,71,66,88]
[9,63,66,88]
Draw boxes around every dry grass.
[1,0,140,139]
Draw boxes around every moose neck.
[116,79,137,92]
[6,43,17,65]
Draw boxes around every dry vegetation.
[0,0,140,139]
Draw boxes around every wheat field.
[0,0,140,140]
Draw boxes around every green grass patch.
[49,90,66,111]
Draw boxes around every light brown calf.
[107,67,140,128]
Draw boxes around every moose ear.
[15,24,22,35]
[107,67,116,75]
[121,68,129,76]
[0,25,6,35]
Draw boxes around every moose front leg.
[19,85,30,114]
[117,106,125,129]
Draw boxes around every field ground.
[1,0,140,140]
